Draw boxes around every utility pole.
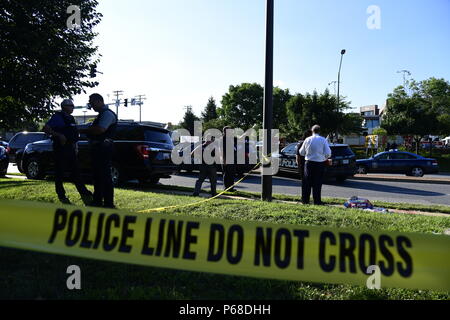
[135,95,147,123]
[397,70,411,89]
[262,0,274,202]
[112,90,124,119]
[336,49,346,143]
[328,81,337,95]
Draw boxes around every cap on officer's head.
[61,99,75,107]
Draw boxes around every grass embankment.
[0,178,449,300]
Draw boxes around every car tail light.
[136,145,150,159]
[6,146,10,154]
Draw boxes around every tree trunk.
[414,137,422,155]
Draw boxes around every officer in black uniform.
[192,134,217,197]
[43,99,93,205]
[221,126,237,192]
[79,93,118,208]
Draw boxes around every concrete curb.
[351,174,450,185]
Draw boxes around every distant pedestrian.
[299,125,331,205]
[192,135,217,197]
[221,126,237,192]
[79,94,118,208]
[43,99,93,205]
[296,129,313,180]
[391,142,398,151]
[386,142,391,152]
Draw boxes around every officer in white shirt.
[299,125,331,205]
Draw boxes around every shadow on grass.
[0,180,39,189]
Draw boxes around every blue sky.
[73,0,450,125]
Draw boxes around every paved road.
[6,164,450,206]
[162,172,450,206]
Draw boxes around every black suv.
[276,142,357,182]
[21,121,178,185]
[8,132,49,172]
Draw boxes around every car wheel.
[410,167,424,177]
[25,158,45,180]
[356,165,367,174]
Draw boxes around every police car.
[275,142,357,182]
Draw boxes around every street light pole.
[262,0,274,202]
[336,49,346,142]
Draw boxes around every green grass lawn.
[0,178,449,300]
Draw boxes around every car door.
[370,153,392,173]
[389,152,414,173]
[76,125,92,174]
[279,143,298,172]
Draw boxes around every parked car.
[0,140,8,148]
[0,146,8,177]
[275,143,357,182]
[21,121,178,185]
[356,151,439,177]
[7,132,49,172]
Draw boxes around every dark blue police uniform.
[46,111,91,201]
[88,107,117,208]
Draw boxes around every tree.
[179,106,199,135]
[381,77,450,153]
[219,83,263,130]
[0,0,102,130]
[218,83,291,131]
[285,89,362,140]
[201,97,218,122]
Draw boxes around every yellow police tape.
[139,163,260,213]
[1,199,449,291]
[138,154,269,213]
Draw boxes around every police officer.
[192,134,218,197]
[79,93,118,208]
[43,99,93,205]
[221,126,237,192]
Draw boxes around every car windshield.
[144,129,173,145]
[331,146,354,157]
[12,133,48,145]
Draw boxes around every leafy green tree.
[372,128,388,136]
[0,0,102,130]
[218,83,291,131]
[219,83,263,130]
[179,106,199,135]
[382,77,450,153]
[273,87,292,133]
[201,97,218,122]
[285,89,362,141]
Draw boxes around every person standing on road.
[43,99,93,205]
[296,129,312,180]
[79,94,118,209]
[192,134,217,197]
[299,125,331,205]
[221,126,237,192]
